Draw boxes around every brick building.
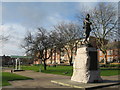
[33,36,106,65]
[33,37,120,65]
[98,41,120,63]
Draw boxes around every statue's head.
[86,14,90,18]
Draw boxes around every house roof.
[10,56,32,59]
[106,41,120,49]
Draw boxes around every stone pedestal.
[71,45,102,83]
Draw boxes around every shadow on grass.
[2,72,33,86]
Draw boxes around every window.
[100,57,104,61]
[99,51,103,56]
[107,57,113,62]
[107,50,113,55]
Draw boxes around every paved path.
[2,70,71,88]
[2,69,120,89]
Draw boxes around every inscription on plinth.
[88,50,98,70]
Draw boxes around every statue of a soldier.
[83,14,92,43]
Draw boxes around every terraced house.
[98,41,120,64]
[34,36,119,65]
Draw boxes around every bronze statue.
[83,14,92,43]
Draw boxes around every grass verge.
[2,72,32,86]
[22,65,120,76]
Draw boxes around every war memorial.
[51,14,120,89]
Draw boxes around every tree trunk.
[50,53,52,64]
[44,49,48,70]
[69,50,73,66]
[54,48,56,67]
[43,60,47,70]
[104,53,108,64]
[59,49,61,63]
[69,57,73,66]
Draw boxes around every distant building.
[98,49,120,63]
[2,55,12,67]
[98,41,120,63]
[33,36,109,65]
[2,55,32,67]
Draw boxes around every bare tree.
[22,27,53,70]
[21,31,35,56]
[91,3,118,64]
[49,30,65,64]
[77,3,117,64]
[36,28,53,70]
[0,25,10,42]
[54,22,83,65]
[21,31,37,66]
[0,35,9,42]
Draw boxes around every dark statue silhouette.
[83,14,92,43]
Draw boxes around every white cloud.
[77,2,97,12]
[0,24,27,56]
[21,4,72,29]
[2,2,76,29]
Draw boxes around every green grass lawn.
[2,72,32,86]
[21,65,120,76]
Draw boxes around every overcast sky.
[0,0,119,56]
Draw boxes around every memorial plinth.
[71,45,102,83]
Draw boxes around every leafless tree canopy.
[53,22,83,65]
[91,3,117,40]
[22,27,54,70]
[77,2,118,64]
[22,22,83,67]
[0,35,9,43]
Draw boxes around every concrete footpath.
[2,70,71,88]
[2,69,120,89]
